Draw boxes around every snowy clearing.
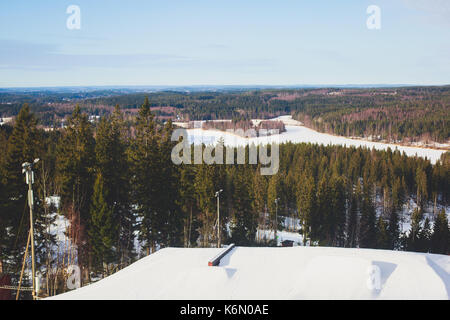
[256,229,303,246]
[184,116,446,164]
[50,246,450,300]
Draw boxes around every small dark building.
[0,274,12,300]
[281,240,294,247]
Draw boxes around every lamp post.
[22,158,39,300]
[274,198,280,245]
[215,189,223,248]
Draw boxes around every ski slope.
[50,246,450,300]
[185,116,446,164]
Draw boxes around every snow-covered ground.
[256,229,303,246]
[49,246,450,300]
[184,116,446,164]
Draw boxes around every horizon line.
[1,83,450,90]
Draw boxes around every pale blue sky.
[0,0,449,87]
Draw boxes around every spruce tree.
[388,177,403,249]
[89,173,116,275]
[346,193,359,248]
[296,172,315,245]
[129,97,159,254]
[194,161,223,247]
[376,217,390,249]
[230,165,257,245]
[179,164,199,247]
[252,168,267,220]
[158,119,183,247]
[267,173,282,241]
[330,175,347,246]
[95,106,134,265]
[314,176,331,245]
[406,208,423,252]
[419,217,432,253]
[1,105,42,272]
[415,167,428,210]
[359,175,377,248]
[431,209,449,254]
[56,105,95,276]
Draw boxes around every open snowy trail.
[185,116,447,164]
[50,246,450,300]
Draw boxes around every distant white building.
[0,117,13,126]
[88,115,101,123]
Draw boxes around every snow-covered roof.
[50,246,449,300]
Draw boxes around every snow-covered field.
[50,246,450,300]
[184,116,446,164]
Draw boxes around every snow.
[185,116,446,164]
[256,229,303,246]
[49,246,450,300]
[45,195,60,210]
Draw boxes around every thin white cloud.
[401,0,450,24]
[0,39,276,73]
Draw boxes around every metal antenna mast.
[21,158,39,300]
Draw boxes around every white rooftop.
[50,246,450,300]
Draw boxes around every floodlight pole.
[215,189,223,248]
[274,198,280,245]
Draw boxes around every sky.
[0,0,449,87]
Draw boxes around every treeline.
[291,95,449,144]
[77,86,450,144]
[273,142,449,252]
[2,87,449,144]
[0,99,449,298]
